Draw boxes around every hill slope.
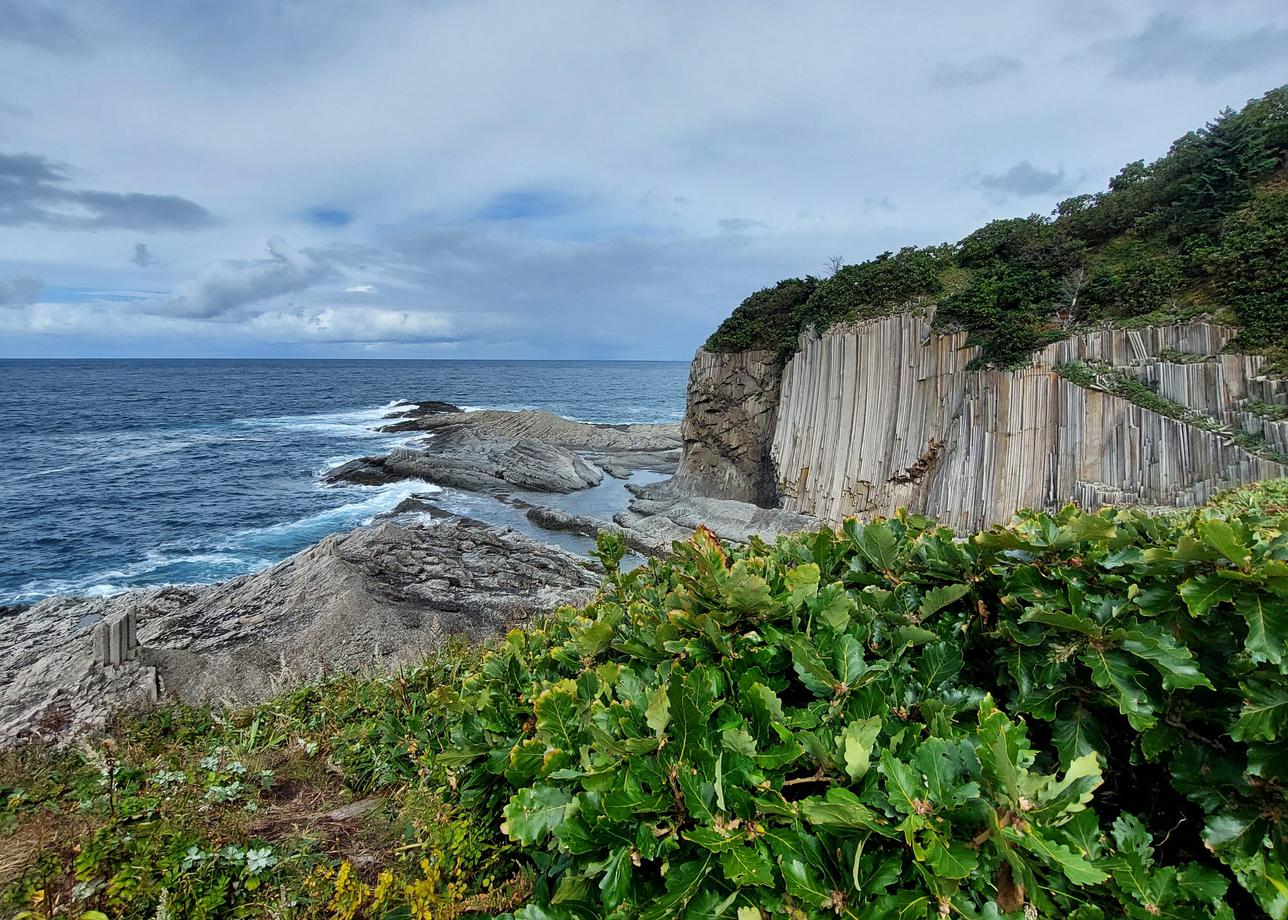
[706,86,1288,372]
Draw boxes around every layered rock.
[1,517,600,744]
[677,315,1288,532]
[670,348,782,504]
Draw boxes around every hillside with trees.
[706,86,1288,372]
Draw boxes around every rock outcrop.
[1,517,600,744]
[676,315,1288,532]
[671,348,782,505]
[330,408,682,495]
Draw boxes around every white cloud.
[0,0,1286,356]
[159,236,331,319]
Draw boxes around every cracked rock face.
[0,518,601,745]
[671,348,783,506]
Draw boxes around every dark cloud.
[0,150,215,231]
[930,55,1023,88]
[860,196,897,214]
[0,1,85,54]
[159,236,332,319]
[976,160,1068,198]
[0,272,40,306]
[132,242,160,267]
[1097,14,1288,82]
[717,217,767,234]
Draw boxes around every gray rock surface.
[614,479,818,554]
[383,408,682,451]
[671,348,784,505]
[0,517,599,745]
[327,407,680,497]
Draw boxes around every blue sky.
[0,0,1286,359]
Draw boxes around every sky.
[0,1,1285,359]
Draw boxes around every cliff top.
[706,84,1288,373]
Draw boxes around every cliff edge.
[675,316,1288,531]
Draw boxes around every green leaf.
[784,635,838,695]
[645,682,671,736]
[919,583,970,618]
[786,562,820,606]
[719,845,775,887]
[800,787,883,832]
[1017,830,1109,884]
[683,827,747,853]
[916,642,963,689]
[1240,593,1288,665]
[1178,575,1236,617]
[879,751,926,815]
[535,680,580,752]
[1200,517,1250,567]
[1118,628,1212,690]
[813,583,856,632]
[1231,678,1288,742]
[855,522,899,571]
[502,785,571,845]
[781,858,833,909]
[924,838,977,879]
[840,716,882,781]
[1080,647,1156,730]
[1052,704,1107,768]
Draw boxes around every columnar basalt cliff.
[676,315,1288,532]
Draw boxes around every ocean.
[0,359,689,606]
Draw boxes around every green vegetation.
[1056,361,1288,464]
[4,482,1288,918]
[706,86,1288,369]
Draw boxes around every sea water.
[0,359,688,605]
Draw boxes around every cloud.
[930,55,1023,88]
[1096,14,1288,82]
[131,242,161,267]
[0,151,215,231]
[0,272,40,305]
[344,283,376,294]
[160,236,332,319]
[0,1,85,54]
[717,217,767,234]
[976,161,1068,198]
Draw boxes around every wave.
[2,477,443,606]
[217,479,442,554]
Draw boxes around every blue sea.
[0,360,689,606]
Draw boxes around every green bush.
[5,487,1288,917]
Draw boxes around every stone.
[0,517,601,745]
[677,315,1288,533]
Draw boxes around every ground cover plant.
[706,86,1288,370]
[2,479,1287,918]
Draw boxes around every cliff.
[676,315,1288,532]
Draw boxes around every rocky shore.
[0,400,816,745]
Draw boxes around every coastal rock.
[329,406,680,497]
[613,480,818,554]
[0,518,600,744]
[671,348,782,505]
[326,440,604,494]
[383,408,682,452]
[497,439,603,491]
[677,316,1288,532]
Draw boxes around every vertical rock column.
[92,608,140,667]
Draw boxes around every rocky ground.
[0,517,600,745]
[1,400,817,746]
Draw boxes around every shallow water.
[0,359,687,605]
